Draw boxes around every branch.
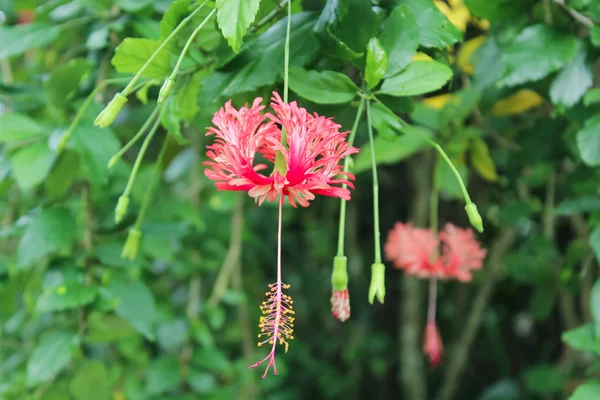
[553,0,595,28]
[438,227,517,400]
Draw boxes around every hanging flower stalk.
[203,93,358,377]
[385,222,486,367]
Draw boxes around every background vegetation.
[1,0,600,399]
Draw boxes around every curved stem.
[134,134,169,230]
[122,109,162,200]
[337,97,365,256]
[167,9,217,81]
[366,101,382,263]
[121,1,208,96]
[109,105,161,167]
[427,278,438,322]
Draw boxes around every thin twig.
[553,0,595,27]
[438,227,517,400]
[251,0,289,32]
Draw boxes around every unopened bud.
[121,227,142,261]
[94,93,127,128]
[115,195,129,224]
[465,203,484,233]
[331,256,348,290]
[158,77,175,104]
[368,263,386,304]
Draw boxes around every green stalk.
[366,100,382,264]
[159,7,217,103]
[336,97,366,256]
[430,155,440,233]
[121,0,208,96]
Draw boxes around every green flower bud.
[115,195,129,224]
[158,77,175,104]
[121,227,142,261]
[331,256,348,290]
[368,263,386,304]
[465,203,484,233]
[94,93,127,128]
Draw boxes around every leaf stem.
[366,100,382,264]
[337,97,365,256]
[283,0,291,103]
[121,1,208,96]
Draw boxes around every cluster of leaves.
[1,0,600,399]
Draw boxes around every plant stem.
[122,109,162,203]
[336,97,365,256]
[134,134,170,230]
[109,105,161,167]
[283,0,291,103]
[366,100,382,264]
[166,8,216,82]
[121,1,208,96]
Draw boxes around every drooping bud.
[368,262,386,304]
[331,256,348,290]
[465,202,484,233]
[121,227,142,261]
[115,195,130,224]
[423,320,444,368]
[158,77,175,104]
[331,288,350,322]
[94,93,127,128]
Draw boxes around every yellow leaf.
[422,94,454,110]
[412,52,433,61]
[470,138,498,182]
[491,89,544,116]
[434,0,470,32]
[457,36,486,75]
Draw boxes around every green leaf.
[18,207,77,267]
[192,347,231,373]
[465,0,535,22]
[216,0,260,52]
[380,60,453,97]
[0,23,62,59]
[584,89,600,107]
[27,331,78,387]
[188,370,216,394]
[176,75,201,121]
[145,356,182,395]
[554,196,600,216]
[379,5,419,77]
[353,126,432,174]
[107,274,157,341]
[470,137,498,182]
[45,151,79,199]
[477,379,521,400]
[85,313,136,343]
[591,26,600,47]
[365,38,387,89]
[569,381,600,400]
[550,41,593,108]
[530,286,555,321]
[592,280,600,335]
[576,114,600,166]
[498,24,577,87]
[161,95,188,144]
[44,59,91,109]
[69,361,110,400]
[115,0,152,12]
[206,12,319,98]
[0,113,47,143]
[314,0,378,59]
[592,227,600,269]
[562,324,600,354]
[157,319,188,352]
[36,282,98,312]
[112,38,171,78]
[522,364,563,394]
[399,0,462,48]
[370,101,405,140]
[9,142,56,190]
[70,126,120,187]
[288,67,359,104]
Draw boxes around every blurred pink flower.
[423,320,443,368]
[331,288,351,322]
[204,92,358,207]
[384,222,486,282]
